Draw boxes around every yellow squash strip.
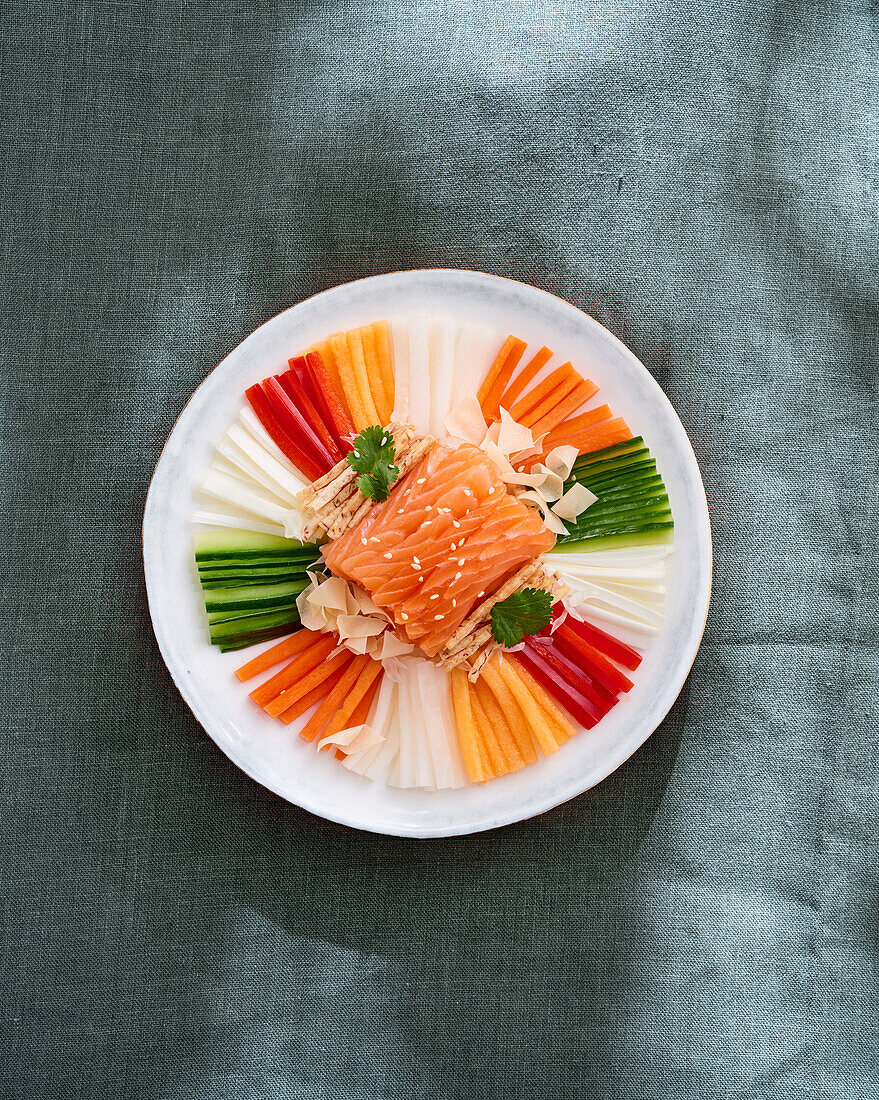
[475,678,525,772]
[515,661,576,745]
[328,331,370,429]
[311,339,351,421]
[497,657,561,756]
[451,669,487,782]
[345,327,381,427]
[371,320,395,423]
[359,325,387,428]
[481,659,538,765]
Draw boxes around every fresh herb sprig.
[490,588,553,647]
[347,426,400,503]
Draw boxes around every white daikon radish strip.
[406,314,431,433]
[214,441,295,507]
[343,677,393,774]
[456,323,495,402]
[201,469,291,526]
[549,546,674,564]
[405,662,435,789]
[569,600,661,636]
[390,659,418,788]
[598,579,666,603]
[552,562,668,580]
[225,423,306,501]
[390,319,411,422]
[359,684,403,782]
[563,577,665,626]
[414,661,467,788]
[238,407,308,488]
[428,315,458,438]
[191,509,284,536]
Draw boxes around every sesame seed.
[398,508,405,513]
[453,520,460,528]
[452,599,457,607]
[425,504,432,510]
[488,486,495,494]
[430,594,439,600]
[455,571,462,580]
[401,612,409,620]
[450,542,456,551]
[370,537,380,543]
[354,450,361,458]
[417,478,426,484]
[458,558,466,566]
[434,614,443,620]
[383,552,393,560]
[381,434,388,445]
[419,576,424,582]
[413,556,420,563]
[464,489,473,496]
[477,591,485,597]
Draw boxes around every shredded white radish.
[413,661,467,788]
[428,315,458,437]
[192,509,284,536]
[200,468,293,526]
[406,314,431,433]
[453,323,494,402]
[390,320,411,422]
[224,422,306,501]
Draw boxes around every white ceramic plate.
[143,270,711,837]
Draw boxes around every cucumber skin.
[203,579,308,613]
[194,530,308,555]
[208,607,300,640]
[573,437,645,466]
[554,525,674,552]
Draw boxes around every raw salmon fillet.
[323,441,555,655]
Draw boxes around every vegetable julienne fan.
[193,317,674,788]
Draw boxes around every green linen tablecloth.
[2,1,877,1097]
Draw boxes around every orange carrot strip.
[481,659,538,765]
[497,657,561,755]
[329,673,382,756]
[499,345,553,412]
[521,372,581,430]
[299,654,372,742]
[316,660,383,747]
[544,404,611,447]
[264,646,352,719]
[528,379,597,437]
[345,328,381,426]
[566,418,633,455]
[468,686,507,777]
[312,339,350,421]
[249,634,336,708]
[475,678,525,771]
[477,336,527,419]
[328,332,370,429]
[278,656,353,725]
[516,661,576,744]
[509,363,574,423]
[235,629,314,682]
[371,320,395,424]
[451,669,486,782]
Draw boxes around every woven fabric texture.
[1,1,877,1097]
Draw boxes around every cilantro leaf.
[347,426,399,503]
[490,587,553,647]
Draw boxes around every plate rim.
[143,268,712,837]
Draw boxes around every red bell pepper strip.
[515,648,604,729]
[553,624,634,695]
[277,368,343,464]
[263,376,336,472]
[245,384,324,481]
[560,612,643,671]
[304,349,355,447]
[524,634,617,713]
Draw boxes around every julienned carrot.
[451,669,486,782]
[498,345,553,412]
[330,672,382,759]
[278,655,353,725]
[371,321,395,423]
[480,659,538,765]
[311,340,351,423]
[245,384,323,481]
[520,371,581,431]
[478,336,527,420]
[249,634,337,708]
[319,661,383,746]
[497,657,561,755]
[544,404,611,446]
[475,678,525,771]
[329,331,370,430]
[468,686,507,777]
[264,645,352,719]
[345,328,381,427]
[527,379,597,437]
[235,629,315,682]
[508,363,574,423]
[566,418,633,455]
[299,653,372,742]
[305,350,355,446]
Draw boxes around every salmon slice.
[323,441,555,655]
